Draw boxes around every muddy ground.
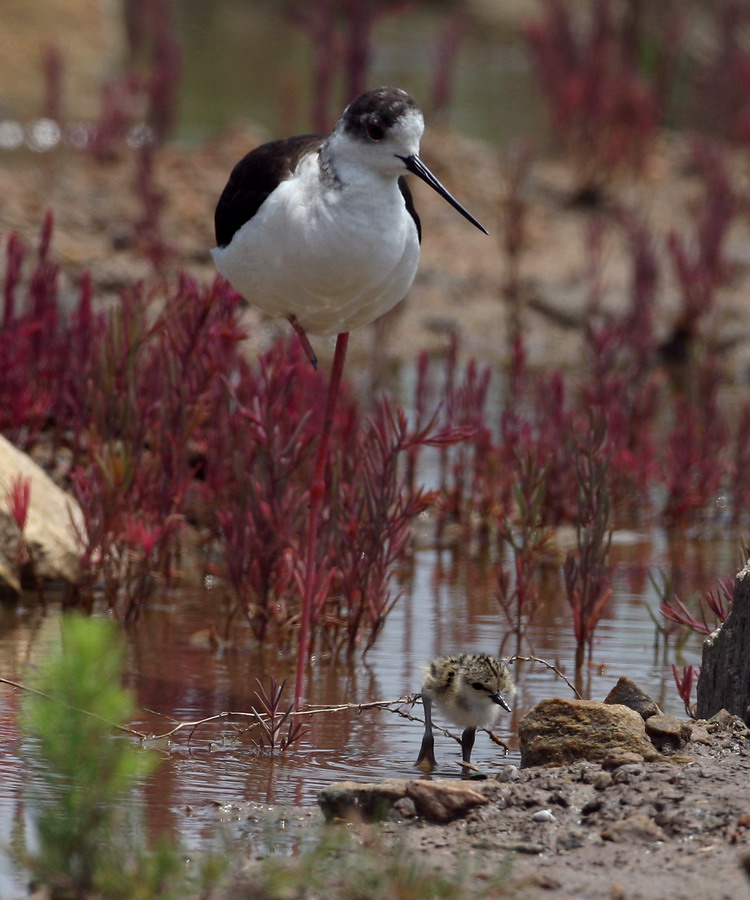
[4,128,750,899]
[389,722,750,900]
[233,718,750,900]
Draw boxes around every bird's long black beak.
[400,154,488,235]
[491,692,513,712]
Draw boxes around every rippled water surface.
[0,520,734,895]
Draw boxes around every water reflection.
[0,517,733,895]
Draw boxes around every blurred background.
[0,1,542,144]
[3,1,750,894]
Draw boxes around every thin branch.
[507,654,583,699]
[143,695,428,742]
[0,675,147,739]
[1,676,524,752]
[484,730,512,753]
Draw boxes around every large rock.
[519,698,660,767]
[0,435,85,597]
[318,780,407,822]
[405,779,489,823]
[697,563,750,722]
[318,778,489,824]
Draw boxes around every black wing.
[214,134,325,248]
[398,176,421,244]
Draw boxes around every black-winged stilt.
[212,87,488,702]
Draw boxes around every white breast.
[212,153,420,336]
[427,682,502,730]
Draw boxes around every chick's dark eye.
[367,122,385,141]
[471,682,486,691]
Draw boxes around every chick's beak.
[491,692,512,713]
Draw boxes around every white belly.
[426,685,501,730]
[212,160,420,336]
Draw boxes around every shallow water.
[0,517,733,894]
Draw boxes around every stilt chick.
[415,653,514,772]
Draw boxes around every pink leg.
[294,331,350,705]
[288,315,318,370]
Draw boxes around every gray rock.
[645,714,692,754]
[604,676,662,719]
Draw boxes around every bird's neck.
[318,135,399,197]
[318,142,343,190]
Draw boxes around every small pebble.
[532,809,556,823]
[391,797,417,819]
[688,724,711,745]
[593,771,613,791]
[494,765,519,783]
[612,763,645,783]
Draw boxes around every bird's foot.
[415,735,436,772]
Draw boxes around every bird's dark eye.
[471,682,485,691]
[367,122,385,141]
